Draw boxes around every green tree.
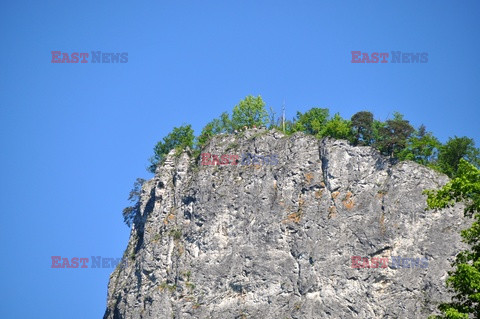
[196,112,231,148]
[294,107,330,135]
[371,119,386,145]
[377,112,414,158]
[320,113,353,140]
[148,124,195,173]
[196,121,216,149]
[231,95,269,130]
[426,159,480,319]
[122,178,146,227]
[437,136,480,178]
[351,111,374,145]
[397,124,441,166]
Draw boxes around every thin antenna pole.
[282,99,285,133]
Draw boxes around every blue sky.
[0,1,479,318]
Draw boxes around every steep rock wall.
[104,130,467,319]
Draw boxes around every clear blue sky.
[1,1,479,318]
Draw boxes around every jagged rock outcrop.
[104,130,468,319]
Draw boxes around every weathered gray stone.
[104,130,468,319]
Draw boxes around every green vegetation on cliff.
[426,160,480,319]
[148,95,480,178]
[124,95,480,228]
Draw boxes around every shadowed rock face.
[104,130,467,319]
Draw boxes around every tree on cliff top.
[148,124,194,173]
[376,112,414,158]
[351,111,374,146]
[397,124,441,166]
[293,107,329,135]
[437,136,480,178]
[231,95,269,130]
[197,112,231,148]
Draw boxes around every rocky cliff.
[104,129,468,319]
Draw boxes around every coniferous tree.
[122,178,146,227]
[351,111,374,146]
[377,112,414,158]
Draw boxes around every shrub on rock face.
[426,160,480,319]
[122,178,145,227]
[197,112,231,148]
[148,124,195,173]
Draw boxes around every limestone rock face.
[104,130,467,319]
